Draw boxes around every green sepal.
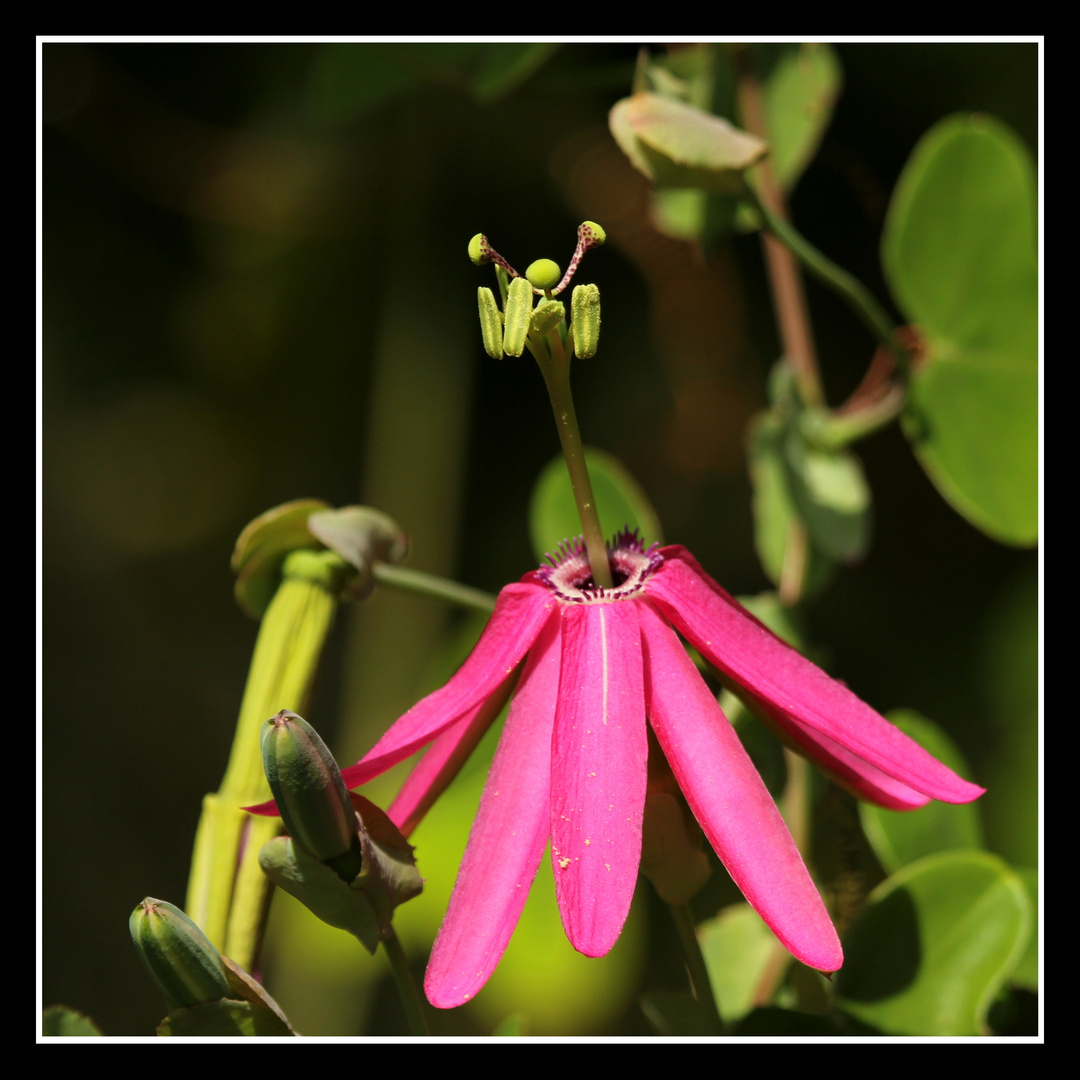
[157,960,295,1036]
[259,797,421,954]
[531,299,565,336]
[231,498,331,619]
[571,284,601,358]
[478,286,504,358]
[502,275,534,357]
[260,710,364,882]
[260,835,384,953]
[129,898,232,1010]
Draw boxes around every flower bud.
[571,283,601,358]
[579,221,606,249]
[531,299,565,336]
[260,710,364,883]
[502,275,534,358]
[478,286,504,358]
[129,898,232,1010]
[526,258,562,292]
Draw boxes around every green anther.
[468,233,489,265]
[261,710,364,884]
[526,258,562,292]
[531,299,565,336]
[130,899,233,1010]
[478,286,504,358]
[502,276,534,357]
[571,284,601,358]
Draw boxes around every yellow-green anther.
[531,299,565,336]
[502,275,534,357]
[468,233,490,265]
[571,284,601,358]
[260,710,364,884]
[130,899,232,1010]
[478,287,504,358]
[526,259,562,292]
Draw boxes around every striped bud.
[260,710,363,883]
[571,284,601,358]
[478,287,504,358]
[502,275,534,358]
[531,299,565,336]
[129,899,232,1010]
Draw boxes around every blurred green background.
[41,42,1038,1036]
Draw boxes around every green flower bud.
[478,286,504,358]
[260,710,364,883]
[526,258,562,292]
[129,899,232,1010]
[468,233,490,265]
[502,275,534,358]
[531,299,565,336]
[571,283,601,358]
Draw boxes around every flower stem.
[738,182,910,374]
[533,334,613,588]
[381,928,430,1035]
[371,563,497,613]
[668,901,723,1032]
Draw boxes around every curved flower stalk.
[332,531,983,1008]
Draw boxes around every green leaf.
[158,998,260,1036]
[836,850,1032,1035]
[41,1005,104,1036]
[470,43,560,103]
[528,447,662,562]
[696,903,779,1023]
[882,114,1037,546]
[231,498,329,619]
[1009,867,1039,991]
[859,710,985,875]
[737,44,843,230]
[610,92,767,194]
[639,990,722,1036]
[732,1006,841,1035]
[782,422,871,564]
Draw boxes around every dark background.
[42,41,1038,1036]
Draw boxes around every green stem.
[371,563,497,613]
[381,929,430,1035]
[532,332,613,589]
[740,183,910,374]
[669,901,723,1032]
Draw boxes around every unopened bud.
[130,899,232,1010]
[502,275,534,357]
[526,258,562,292]
[260,710,364,883]
[478,286,504,358]
[531,299,565,336]
[571,284,601,358]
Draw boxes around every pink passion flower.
[337,531,984,1009]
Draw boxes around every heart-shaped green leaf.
[883,114,1037,546]
[836,850,1032,1035]
[859,710,984,875]
[528,447,662,562]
